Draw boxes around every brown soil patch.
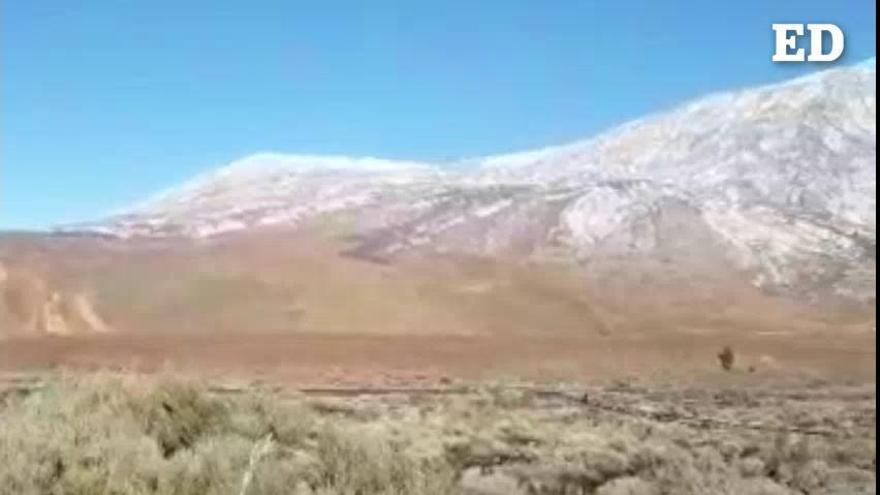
[1,330,874,388]
[0,232,874,388]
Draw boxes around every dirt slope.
[0,230,872,339]
[0,230,873,386]
[0,259,112,337]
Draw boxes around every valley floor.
[0,325,876,495]
[0,329,874,388]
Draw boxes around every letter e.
[772,24,805,62]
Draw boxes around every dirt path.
[1,330,874,387]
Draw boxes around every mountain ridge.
[59,62,876,303]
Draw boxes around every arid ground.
[0,231,875,494]
[1,231,875,385]
[0,330,875,390]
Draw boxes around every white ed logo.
[772,23,844,62]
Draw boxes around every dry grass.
[0,373,456,495]
[0,373,874,495]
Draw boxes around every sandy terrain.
[1,330,874,389]
[0,233,875,494]
[0,231,875,390]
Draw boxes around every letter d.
[807,24,845,62]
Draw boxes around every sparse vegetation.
[718,346,735,372]
[0,374,874,495]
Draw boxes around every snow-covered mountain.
[63,61,876,301]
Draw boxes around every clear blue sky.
[1,1,876,229]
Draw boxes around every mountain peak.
[217,152,438,176]
[60,64,875,302]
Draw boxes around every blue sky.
[1,1,876,229]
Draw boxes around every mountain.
[62,62,876,303]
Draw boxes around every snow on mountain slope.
[70,153,446,238]
[63,62,876,301]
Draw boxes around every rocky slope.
[0,260,112,336]
[63,61,876,303]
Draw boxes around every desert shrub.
[313,425,455,494]
[718,346,735,371]
[0,374,456,495]
[0,374,873,495]
[133,381,232,457]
